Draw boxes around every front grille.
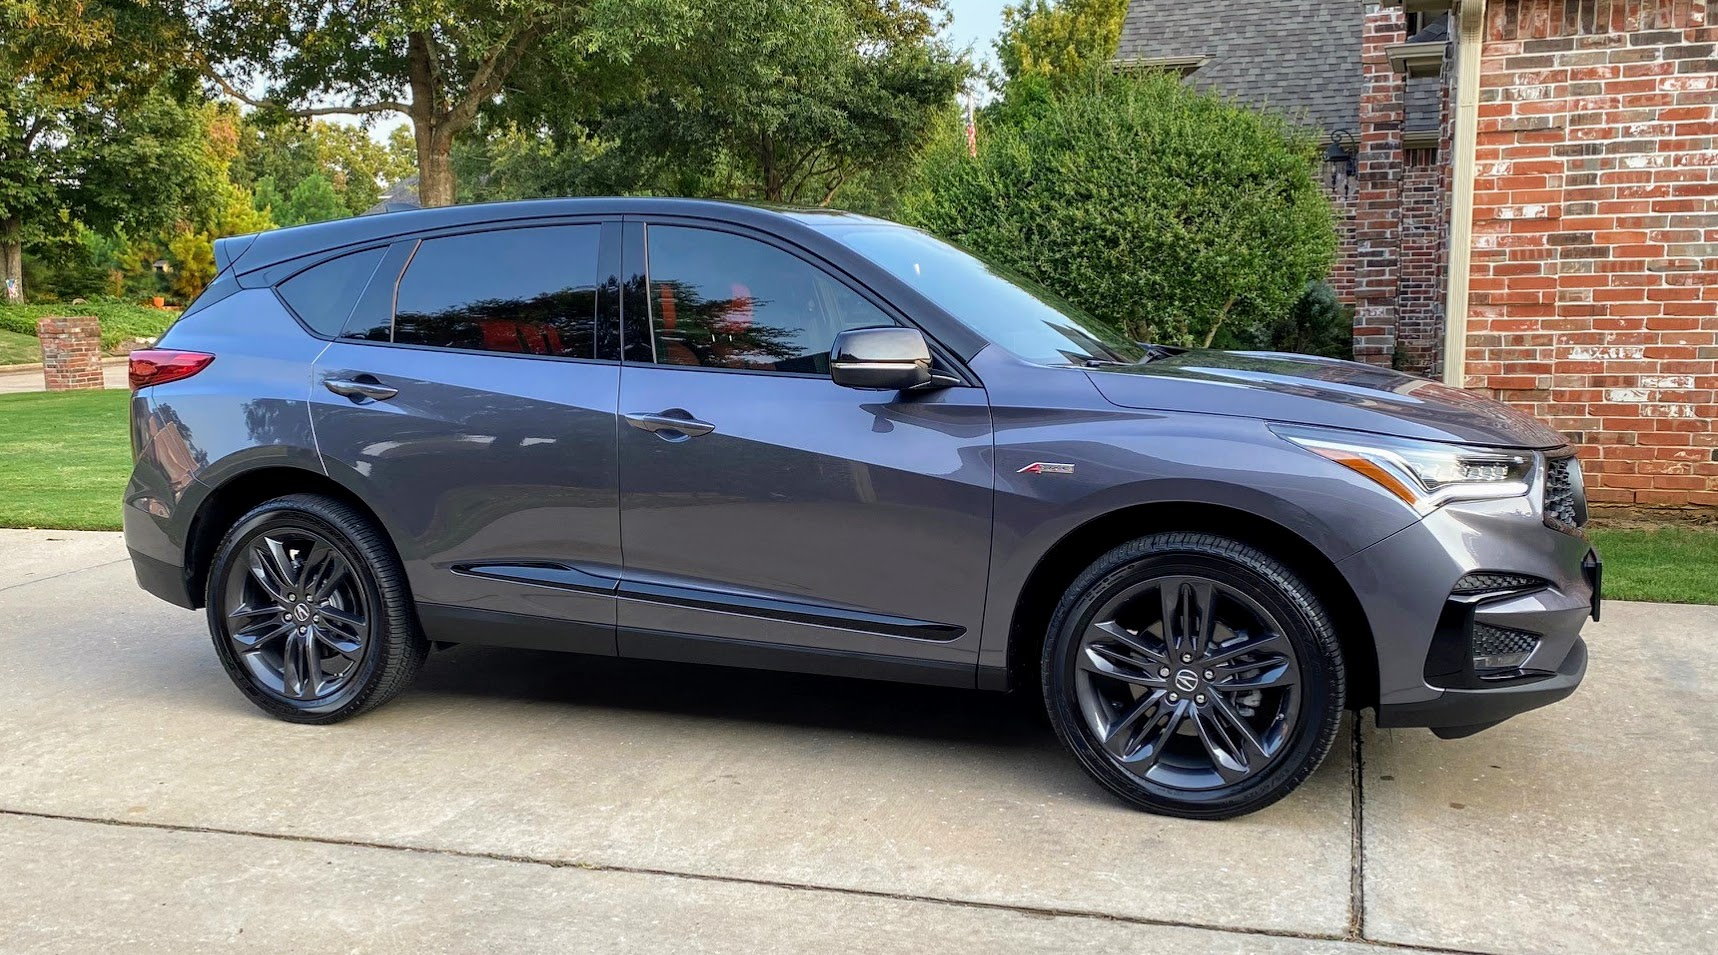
[1452,572,1547,596]
[1544,454,1587,529]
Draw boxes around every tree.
[234,117,416,217]
[174,0,598,207]
[548,0,968,205]
[905,70,1336,348]
[995,0,1129,88]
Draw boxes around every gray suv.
[124,198,1598,818]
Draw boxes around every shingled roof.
[1115,0,1364,133]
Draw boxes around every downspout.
[1442,0,1487,386]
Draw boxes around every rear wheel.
[206,494,426,723]
[1041,532,1345,819]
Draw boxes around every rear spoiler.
[212,233,260,275]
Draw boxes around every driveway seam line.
[0,806,1490,954]
[0,557,130,593]
[1350,714,1367,940]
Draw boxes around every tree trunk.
[1,216,23,303]
[413,124,457,208]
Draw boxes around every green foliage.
[487,0,967,206]
[1255,281,1353,359]
[905,69,1337,349]
[0,298,177,349]
[995,0,1129,87]
[234,117,415,218]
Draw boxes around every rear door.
[613,220,994,683]
[306,220,623,652]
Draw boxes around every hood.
[1085,350,1567,449]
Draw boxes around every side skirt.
[413,602,979,689]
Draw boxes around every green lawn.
[0,299,178,352]
[0,388,134,531]
[0,328,40,365]
[1,388,1715,604]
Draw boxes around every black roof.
[218,197,880,276]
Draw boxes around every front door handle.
[324,376,399,402]
[623,410,716,438]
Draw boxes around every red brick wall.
[1354,3,1409,365]
[36,316,104,391]
[1465,0,1718,510]
[1397,69,1455,375]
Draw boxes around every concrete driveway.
[1,529,1713,953]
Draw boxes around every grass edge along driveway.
[2,388,1714,604]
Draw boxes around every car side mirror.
[830,326,940,391]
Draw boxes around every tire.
[1040,532,1345,819]
[205,493,427,723]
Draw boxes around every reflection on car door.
[614,221,994,684]
[308,221,624,653]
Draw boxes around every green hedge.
[0,299,178,352]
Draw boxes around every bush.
[1253,281,1353,360]
[904,69,1337,350]
[0,299,178,351]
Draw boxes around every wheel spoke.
[310,558,352,603]
[1102,690,1165,758]
[280,630,320,699]
[246,544,292,604]
[1187,580,1216,657]
[1121,698,1189,772]
[314,626,363,660]
[227,602,280,624]
[295,542,335,593]
[1213,660,1298,693]
[1087,619,1169,665]
[1159,583,1181,656]
[232,619,291,651]
[317,604,367,640]
[1192,709,1251,784]
[1204,630,1290,668]
[1211,693,1272,762]
[1080,645,1169,688]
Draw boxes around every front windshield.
[818,223,1145,365]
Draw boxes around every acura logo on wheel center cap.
[1173,669,1200,693]
[294,605,311,622]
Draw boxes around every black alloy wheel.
[1043,532,1345,819]
[207,494,426,723]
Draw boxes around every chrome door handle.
[324,377,399,401]
[623,410,716,437]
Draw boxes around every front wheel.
[206,493,426,723]
[1041,532,1345,819]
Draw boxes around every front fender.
[978,403,1421,676]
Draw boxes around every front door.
[309,221,622,652]
[614,221,994,683]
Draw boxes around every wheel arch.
[183,465,389,610]
[1002,500,1379,710]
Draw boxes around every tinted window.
[818,223,1145,366]
[391,226,600,358]
[644,225,895,374]
[277,248,386,336]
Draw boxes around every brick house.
[1118,0,1718,512]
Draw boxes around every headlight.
[1272,424,1535,514]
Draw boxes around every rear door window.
[277,247,387,337]
[390,225,601,358]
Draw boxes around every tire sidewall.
[206,498,395,721]
[1042,536,1345,819]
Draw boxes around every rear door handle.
[623,410,716,438]
[323,376,399,402]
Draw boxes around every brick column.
[37,316,105,391]
[1353,2,1409,366]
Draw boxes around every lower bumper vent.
[1472,623,1540,674]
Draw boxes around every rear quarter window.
[276,248,388,337]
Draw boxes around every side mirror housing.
[830,326,936,390]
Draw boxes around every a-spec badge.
[1018,462,1076,475]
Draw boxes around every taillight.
[128,349,215,390]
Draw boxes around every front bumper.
[1339,495,1596,737]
